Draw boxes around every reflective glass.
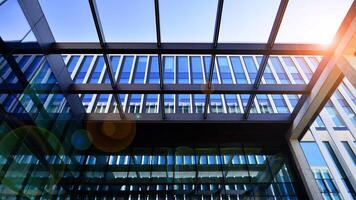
[39,0,98,42]
[276,0,353,44]
[190,56,204,84]
[96,0,156,42]
[219,0,280,42]
[0,0,35,41]
[217,56,233,84]
[133,56,148,84]
[118,56,134,84]
[230,56,248,84]
[159,0,218,42]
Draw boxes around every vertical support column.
[288,139,323,199]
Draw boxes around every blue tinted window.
[301,142,327,167]
[272,95,289,113]
[242,56,258,83]
[75,56,93,83]
[270,57,290,84]
[190,56,204,84]
[230,56,247,84]
[82,94,93,103]
[257,56,276,84]
[89,56,105,83]
[66,56,80,74]
[287,95,299,108]
[133,56,147,83]
[256,95,273,113]
[193,94,205,113]
[24,56,43,80]
[163,56,174,84]
[18,56,31,70]
[225,94,240,113]
[295,57,313,80]
[148,56,159,84]
[110,56,121,80]
[282,57,304,84]
[203,56,218,84]
[341,142,356,166]
[217,56,232,84]
[325,101,347,128]
[177,56,189,83]
[119,56,134,84]
[308,57,320,71]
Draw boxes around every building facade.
[0,54,355,199]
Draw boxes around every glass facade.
[0,0,355,199]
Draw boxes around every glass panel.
[242,56,259,83]
[230,56,248,84]
[216,56,233,84]
[193,94,206,114]
[163,56,175,84]
[96,0,156,42]
[118,56,134,84]
[159,0,218,42]
[270,56,291,84]
[176,56,189,84]
[219,0,280,42]
[147,56,160,84]
[0,0,35,41]
[133,56,148,84]
[276,0,353,44]
[39,0,99,42]
[190,56,204,84]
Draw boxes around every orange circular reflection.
[86,115,136,153]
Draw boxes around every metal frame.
[243,0,289,119]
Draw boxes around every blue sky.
[0,0,353,44]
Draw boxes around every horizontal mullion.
[2,42,327,55]
[0,83,308,94]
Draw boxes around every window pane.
[39,0,99,42]
[159,0,218,42]
[219,0,280,42]
[276,0,353,44]
[95,0,156,42]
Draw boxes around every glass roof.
[39,0,99,42]
[219,0,280,43]
[159,0,218,42]
[1,0,353,44]
[0,0,34,41]
[276,0,353,44]
[96,0,157,42]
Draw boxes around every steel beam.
[204,0,224,119]
[2,42,327,55]
[243,0,288,119]
[288,1,356,139]
[18,0,85,116]
[88,0,124,118]
[0,83,308,94]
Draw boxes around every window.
[217,56,233,84]
[230,56,248,84]
[74,56,93,83]
[190,56,204,84]
[272,95,289,113]
[324,101,347,129]
[282,57,304,84]
[257,56,276,84]
[295,57,313,80]
[118,56,134,84]
[341,141,356,166]
[163,56,175,84]
[177,56,189,83]
[256,95,273,113]
[89,56,104,83]
[242,56,258,83]
[133,56,147,84]
[333,90,356,127]
[270,57,290,84]
[148,56,159,84]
